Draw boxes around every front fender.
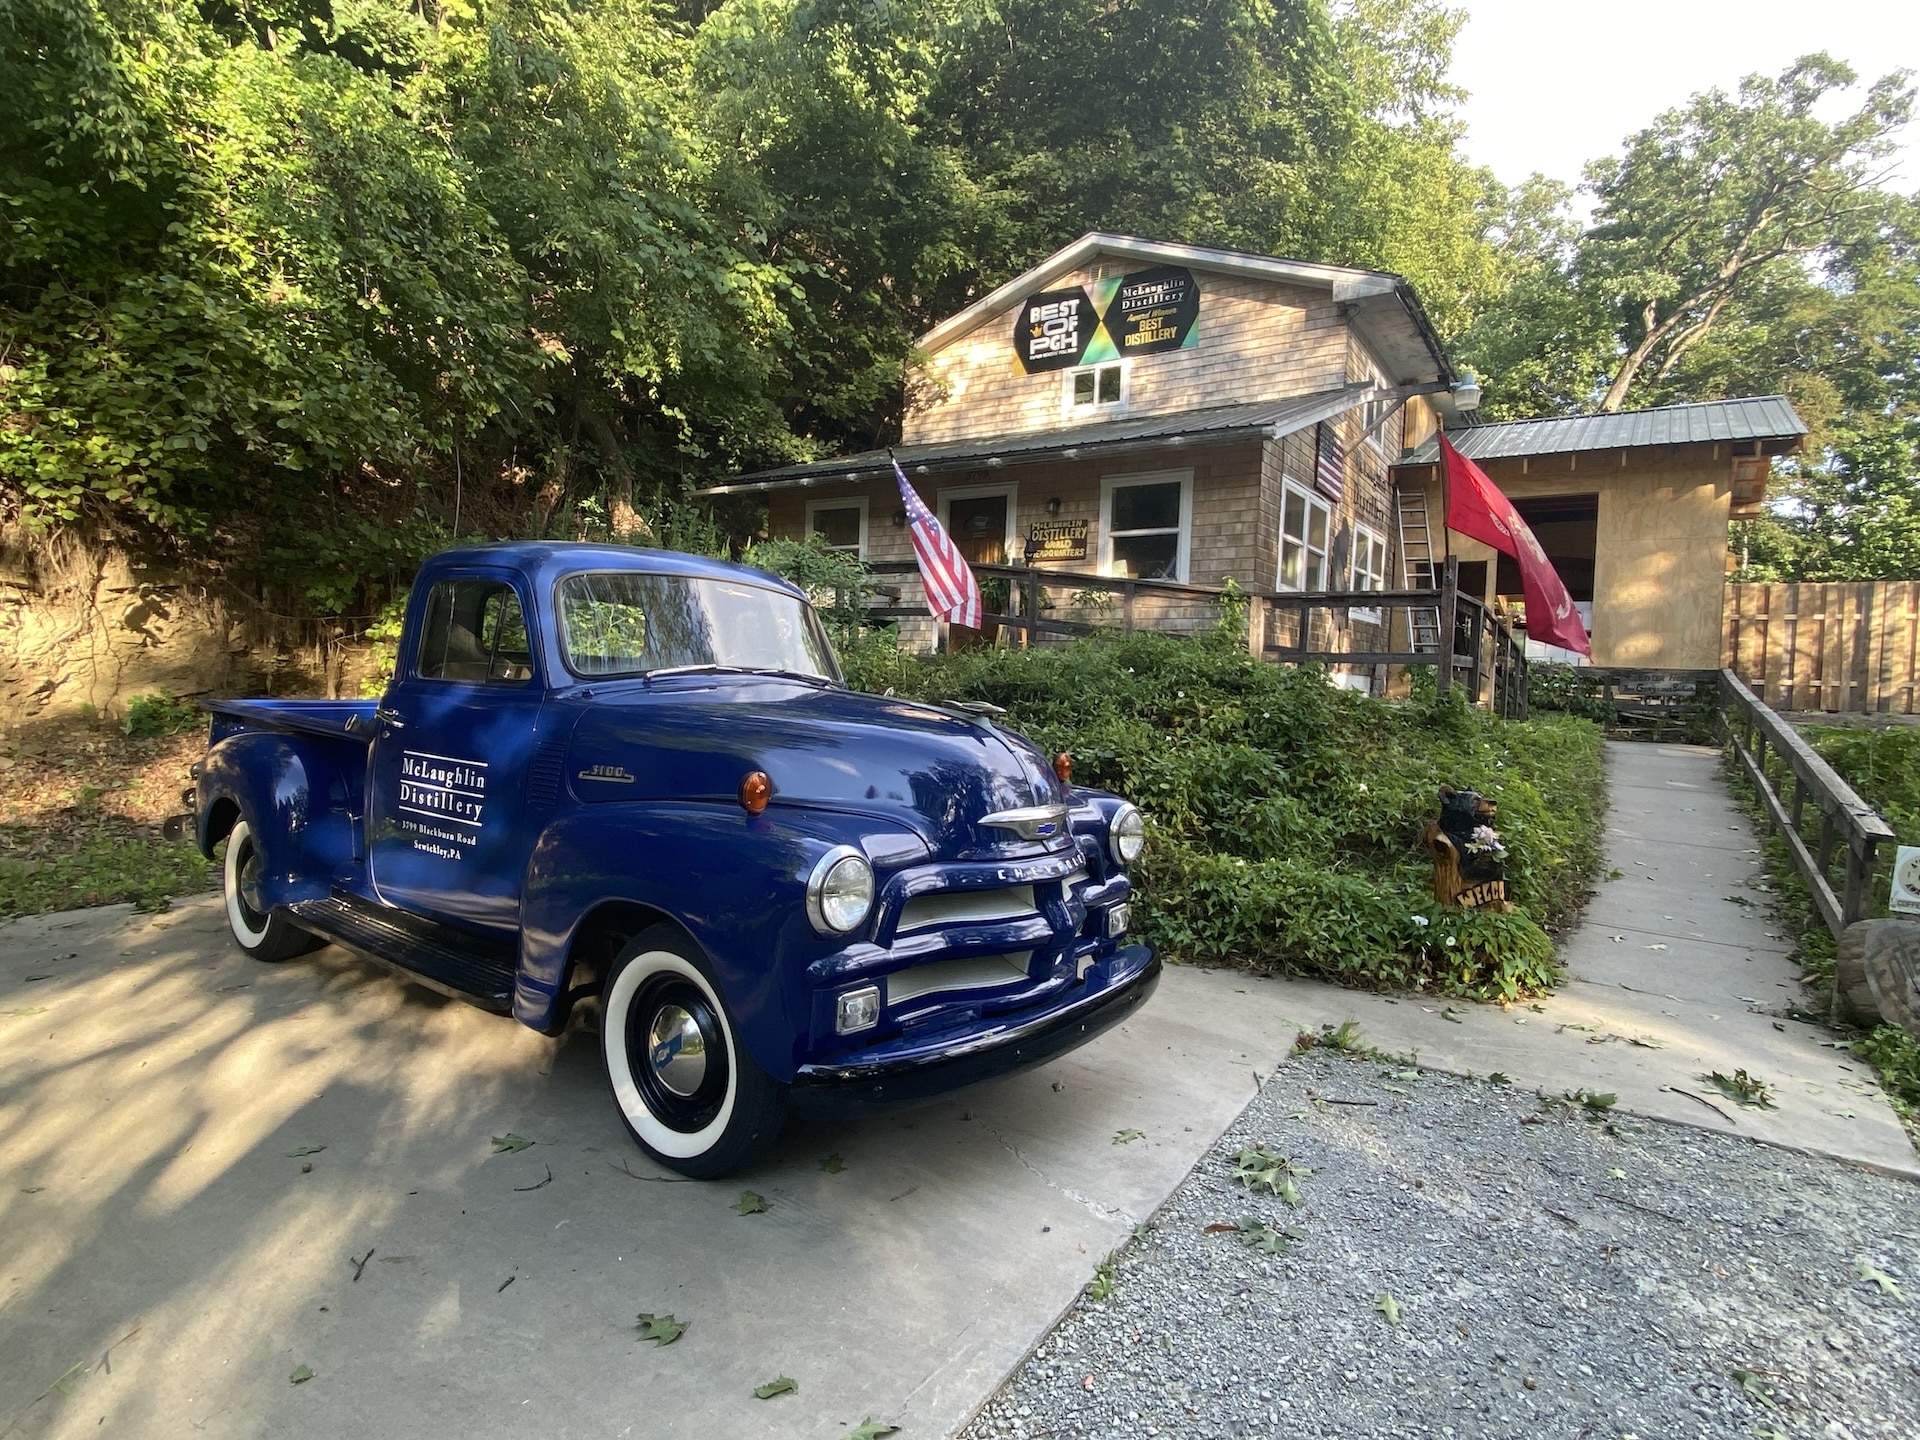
[516,804,929,1079]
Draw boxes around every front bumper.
[787,944,1159,1120]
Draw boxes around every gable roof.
[702,384,1376,495]
[917,233,1453,389]
[1398,397,1807,464]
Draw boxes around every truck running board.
[288,892,519,1013]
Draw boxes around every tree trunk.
[575,403,651,543]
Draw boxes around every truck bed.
[204,697,376,743]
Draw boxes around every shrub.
[848,626,1607,998]
[122,692,202,738]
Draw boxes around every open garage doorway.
[1496,494,1596,661]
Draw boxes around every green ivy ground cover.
[845,629,1608,1001]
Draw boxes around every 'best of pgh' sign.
[1012,266,1201,374]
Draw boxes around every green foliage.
[1855,1026,1920,1125]
[122,690,200,737]
[1805,727,1920,848]
[847,629,1605,997]
[0,834,213,917]
[740,533,872,644]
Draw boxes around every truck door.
[366,570,548,931]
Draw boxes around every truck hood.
[563,678,1069,856]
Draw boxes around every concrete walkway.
[1216,741,1919,1180]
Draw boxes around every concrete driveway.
[0,898,1296,1440]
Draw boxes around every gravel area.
[961,1049,1919,1440]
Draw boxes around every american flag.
[892,459,982,629]
[1314,421,1345,502]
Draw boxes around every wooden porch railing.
[1720,668,1896,969]
[861,558,1529,715]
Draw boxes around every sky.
[1447,0,1920,198]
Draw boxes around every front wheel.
[222,819,323,962]
[601,925,788,1179]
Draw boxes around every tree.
[1582,54,1912,412]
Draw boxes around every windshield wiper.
[644,663,835,685]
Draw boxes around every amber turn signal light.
[739,770,772,815]
[1053,752,1073,784]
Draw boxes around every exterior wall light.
[1046,497,1062,515]
[1452,371,1483,412]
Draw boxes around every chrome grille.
[886,952,1032,1005]
[897,885,1038,932]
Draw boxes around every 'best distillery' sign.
[1013,266,1201,374]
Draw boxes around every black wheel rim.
[233,835,268,931]
[627,974,730,1133]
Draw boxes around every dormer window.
[1066,362,1126,412]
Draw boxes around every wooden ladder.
[1397,488,1441,653]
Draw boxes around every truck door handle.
[374,706,406,730]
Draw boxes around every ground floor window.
[1099,470,1191,582]
[805,497,868,557]
[1278,482,1331,591]
[1350,523,1388,622]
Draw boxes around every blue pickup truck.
[193,542,1157,1175]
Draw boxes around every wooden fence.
[1723,581,1920,715]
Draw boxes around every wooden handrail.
[1718,668,1895,981]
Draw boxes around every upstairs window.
[1066,362,1126,412]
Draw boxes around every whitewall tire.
[222,819,322,962]
[601,925,788,1179]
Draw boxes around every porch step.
[288,891,518,1012]
[1397,489,1441,653]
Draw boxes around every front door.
[943,490,1010,650]
[366,571,547,932]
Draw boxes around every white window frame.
[1098,469,1193,584]
[1276,480,1333,593]
[1063,361,1129,416]
[1349,523,1388,624]
[936,482,1018,564]
[804,495,869,558]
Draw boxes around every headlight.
[1109,804,1146,866]
[806,846,874,935]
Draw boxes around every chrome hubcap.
[646,1004,708,1097]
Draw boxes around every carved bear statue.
[1426,785,1512,911]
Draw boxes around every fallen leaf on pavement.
[1374,1293,1402,1326]
[732,1190,768,1215]
[1853,1258,1904,1298]
[754,1375,798,1399]
[1112,1128,1145,1145]
[819,1154,845,1174]
[289,1365,314,1385]
[636,1313,687,1346]
[490,1134,533,1153]
[842,1419,899,1439]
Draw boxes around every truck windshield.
[556,572,842,682]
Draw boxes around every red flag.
[1438,434,1591,657]
[893,460,982,629]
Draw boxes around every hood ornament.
[979,804,1070,841]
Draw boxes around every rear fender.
[516,804,928,1080]
[195,732,360,909]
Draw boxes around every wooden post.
[1123,581,1136,635]
[1025,569,1041,650]
[1465,603,1485,706]
[1436,556,1459,697]
[1245,594,1267,660]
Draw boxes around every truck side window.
[417,580,535,684]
